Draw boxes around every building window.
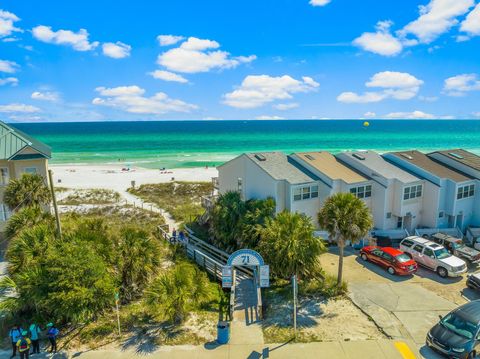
[350,185,372,199]
[457,184,475,200]
[293,185,318,201]
[237,178,243,193]
[24,167,37,174]
[397,217,403,229]
[439,211,444,218]
[403,184,422,200]
[0,167,9,185]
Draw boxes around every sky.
[1,0,480,122]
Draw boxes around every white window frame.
[403,184,422,200]
[0,167,9,185]
[457,184,475,200]
[0,204,11,222]
[350,184,372,199]
[293,184,319,201]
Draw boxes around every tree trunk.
[337,237,344,287]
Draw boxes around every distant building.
[332,151,425,232]
[384,150,479,231]
[0,121,51,232]
[217,152,320,225]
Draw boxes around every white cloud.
[32,25,99,51]
[0,103,40,113]
[0,77,18,86]
[256,115,286,120]
[157,35,185,46]
[92,85,197,114]
[0,9,21,38]
[309,0,331,7]
[363,111,376,118]
[0,59,19,73]
[400,0,474,43]
[419,95,439,102]
[157,36,256,73]
[223,75,319,109]
[443,73,480,96]
[150,70,188,83]
[473,111,480,117]
[338,71,423,103]
[383,110,453,119]
[274,103,299,110]
[31,91,60,102]
[102,41,131,59]
[460,3,480,36]
[353,21,403,56]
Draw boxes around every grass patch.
[54,186,70,193]
[59,188,121,205]
[128,182,213,223]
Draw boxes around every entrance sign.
[222,266,233,288]
[259,265,270,288]
[227,249,265,266]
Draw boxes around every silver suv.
[400,236,467,278]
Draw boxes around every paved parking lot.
[319,246,480,358]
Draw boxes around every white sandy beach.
[50,164,218,192]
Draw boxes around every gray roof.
[0,121,51,160]
[431,149,480,171]
[340,151,420,183]
[246,152,315,184]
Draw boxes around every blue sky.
[1,0,480,121]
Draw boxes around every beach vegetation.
[258,211,326,280]
[127,181,213,223]
[3,173,51,210]
[58,188,121,205]
[4,205,55,240]
[317,192,373,286]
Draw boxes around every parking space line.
[394,341,417,359]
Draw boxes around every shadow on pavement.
[461,287,479,301]
[121,327,162,355]
[419,344,446,359]
[414,266,463,284]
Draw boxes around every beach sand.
[50,164,218,192]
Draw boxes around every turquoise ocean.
[12,120,480,169]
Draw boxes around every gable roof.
[340,150,420,183]
[246,152,315,184]
[431,149,480,171]
[389,150,472,183]
[0,121,51,160]
[295,151,367,184]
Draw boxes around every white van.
[399,236,467,278]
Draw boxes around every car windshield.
[395,254,411,263]
[434,248,451,259]
[441,313,477,339]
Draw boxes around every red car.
[360,246,418,275]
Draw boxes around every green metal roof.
[0,121,51,160]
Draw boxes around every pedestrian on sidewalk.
[16,330,31,359]
[9,324,23,358]
[29,323,41,355]
[46,323,59,354]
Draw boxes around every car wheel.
[387,266,396,275]
[361,253,368,261]
[437,267,448,278]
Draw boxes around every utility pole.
[292,274,297,340]
[48,169,62,240]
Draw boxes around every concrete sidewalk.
[33,339,421,358]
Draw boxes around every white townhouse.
[290,151,374,209]
[430,149,480,181]
[336,151,425,232]
[217,152,321,225]
[384,150,479,231]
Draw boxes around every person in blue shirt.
[46,323,59,354]
[29,323,41,354]
[9,324,23,358]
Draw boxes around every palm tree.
[258,211,326,279]
[209,191,246,250]
[3,173,51,210]
[239,198,275,248]
[318,193,373,286]
[145,262,213,324]
[4,205,54,240]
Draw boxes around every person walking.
[9,324,23,358]
[29,323,41,355]
[15,330,31,359]
[46,323,59,354]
